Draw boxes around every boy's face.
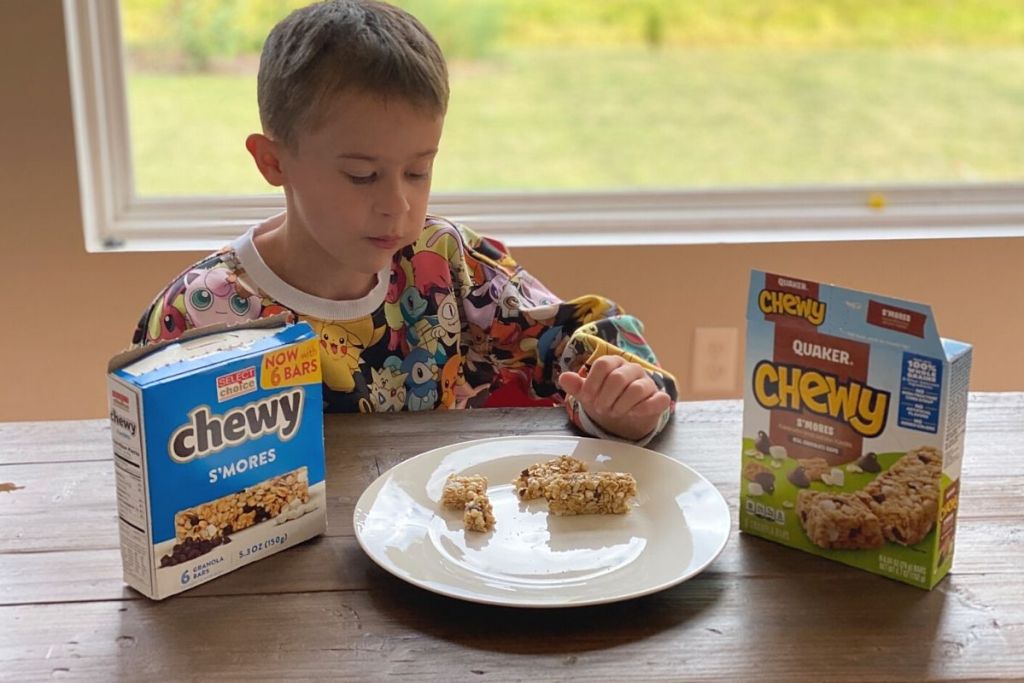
[279,90,444,278]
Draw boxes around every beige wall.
[2,1,1022,422]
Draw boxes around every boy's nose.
[374,177,410,216]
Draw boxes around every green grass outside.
[127,46,1024,196]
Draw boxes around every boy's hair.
[257,0,449,149]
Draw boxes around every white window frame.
[65,0,1024,253]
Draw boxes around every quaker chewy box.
[107,317,326,599]
[739,271,971,589]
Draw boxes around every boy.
[132,0,677,444]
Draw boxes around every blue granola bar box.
[107,317,326,599]
[739,271,971,589]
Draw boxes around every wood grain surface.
[1,396,1022,681]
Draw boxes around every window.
[65,0,1024,251]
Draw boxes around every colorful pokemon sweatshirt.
[133,213,678,443]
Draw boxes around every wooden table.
[2,395,1023,681]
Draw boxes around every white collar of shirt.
[229,212,389,321]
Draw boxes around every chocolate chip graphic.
[787,466,810,488]
[755,430,772,454]
[857,452,881,473]
[159,534,229,567]
[754,471,776,494]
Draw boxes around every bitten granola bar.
[463,492,496,532]
[513,455,587,500]
[861,447,942,546]
[796,490,885,550]
[174,467,309,542]
[441,474,488,510]
[543,472,637,516]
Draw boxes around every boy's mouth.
[368,236,402,250]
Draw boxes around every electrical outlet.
[691,326,739,395]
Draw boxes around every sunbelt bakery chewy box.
[107,317,326,599]
[739,272,971,589]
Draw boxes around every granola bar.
[743,461,771,481]
[463,492,496,532]
[513,455,588,500]
[174,467,309,542]
[441,474,488,510]
[543,472,637,516]
[795,457,831,482]
[796,490,885,550]
[861,447,941,545]
[885,446,942,484]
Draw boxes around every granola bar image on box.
[861,447,942,546]
[743,461,771,481]
[543,472,637,516]
[796,490,885,550]
[513,455,587,500]
[883,446,942,484]
[174,467,310,543]
[743,461,776,493]
[795,457,831,482]
[161,467,310,567]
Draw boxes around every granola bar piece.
[174,467,309,542]
[795,457,831,482]
[884,446,942,485]
[861,448,942,545]
[463,492,496,532]
[543,472,637,516]
[513,455,588,500]
[441,474,488,510]
[744,460,776,493]
[743,461,771,481]
[796,490,885,550]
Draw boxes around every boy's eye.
[345,172,377,185]
[406,171,430,181]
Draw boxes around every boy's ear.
[245,133,286,187]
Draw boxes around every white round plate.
[353,435,731,607]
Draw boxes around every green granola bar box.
[739,271,971,589]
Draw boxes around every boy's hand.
[558,355,673,442]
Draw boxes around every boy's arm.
[454,223,678,445]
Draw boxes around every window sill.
[89,184,1024,253]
